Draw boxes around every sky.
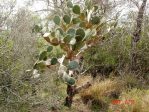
[15,0,137,13]
[15,0,149,18]
[16,0,46,11]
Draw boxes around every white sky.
[15,0,136,13]
[16,0,149,18]
[16,0,46,11]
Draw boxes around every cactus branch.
[64,82,91,107]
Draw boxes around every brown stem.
[64,82,91,107]
[64,85,76,107]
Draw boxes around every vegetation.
[0,0,149,112]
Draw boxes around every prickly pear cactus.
[33,0,105,107]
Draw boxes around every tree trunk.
[131,0,147,70]
[64,82,91,107]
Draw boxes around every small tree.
[131,0,147,70]
[33,0,107,107]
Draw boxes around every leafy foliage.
[32,0,109,87]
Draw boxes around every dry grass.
[31,73,149,112]
[80,78,124,100]
[79,78,125,111]
[119,73,145,89]
[76,75,93,87]
[109,88,149,112]
[77,73,149,112]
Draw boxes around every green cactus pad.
[51,58,58,65]
[53,15,61,25]
[67,60,80,70]
[73,5,80,14]
[76,28,85,41]
[39,51,47,60]
[64,34,73,43]
[67,28,76,36]
[67,1,73,8]
[33,61,46,70]
[72,18,81,24]
[66,77,76,85]
[63,15,71,24]
[91,16,100,24]
[47,46,53,52]
[51,31,55,37]
[72,41,84,51]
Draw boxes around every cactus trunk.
[64,81,91,107]
[64,85,76,107]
